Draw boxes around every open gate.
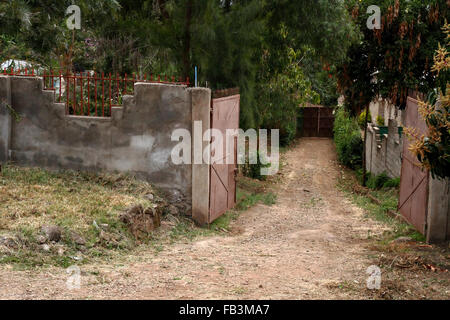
[302,104,334,137]
[208,91,240,223]
[398,97,429,234]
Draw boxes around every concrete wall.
[365,95,449,243]
[0,75,211,217]
[0,77,12,162]
[369,97,403,126]
[365,119,403,178]
[427,177,450,243]
[191,89,211,225]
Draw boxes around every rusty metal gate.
[398,97,429,234]
[209,91,240,223]
[302,105,334,137]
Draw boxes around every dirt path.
[0,138,393,299]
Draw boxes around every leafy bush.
[363,172,400,190]
[376,115,385,126]
[383,177,400,189]
[358,109,371,129]
[242,151,271,181]
[356,169,401,189]
[367,172,390,190]
[280,117,298,146]
[406,23,450,179]
[258,47,320,147]
[334,106,363,169]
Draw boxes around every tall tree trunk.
[183,0,193,80]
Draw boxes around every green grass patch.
[234,175,277,211]
[338,168,425,243]
[236,190,277,211]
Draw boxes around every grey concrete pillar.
[427,176,450,243]
[366,124,374,174]
[190,88,211,225]
[0,76,12,163]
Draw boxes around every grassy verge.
[337,167,425,243]
[0,165,276,269]
[163,175,277,243]
[0,165,158,269]
[235,176,277,210]
[336,167,449,300]
[331,102,450,298]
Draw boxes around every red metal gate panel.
[209,94,240,223]
[398,97,429,234]
[302,107,319,137]
[302,106,334,137]
[318,107,334,137]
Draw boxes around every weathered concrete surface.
[0,76,213,216]
[369,97,403,126]
[427,177,450,243]
[0,76,12,163]
[190,88,211,225]
[365,119,403,178]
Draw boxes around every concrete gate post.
[426,176,450,243]
[190,88,211,225]
[0,76,12,163]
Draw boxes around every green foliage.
[279,118,297,146]
[406,23,450,179]
[376,115,385,126]
[383,177,401,189]
[367,172,390,190]
[243,151,271,181]
[1,0,357,142]
[334,106,363,169]
[358,109,371,129]
[236,189,276,211]
[338,0,449,113]
[356,169,400,189]
[304,59,340,107]
[254,1,357,136]
[0,0,120,69]
[338,170,425,244]
[259,47,319,146]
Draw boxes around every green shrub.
[243,151,271,181]
[296,109,304,139]
[383,177,400,188]
[358,109,371,129]
[280,116,298,147]
[365,172,400,190]
[376,115,385,126]
[334,106,363,169]
[367,172,390,189]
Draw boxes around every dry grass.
[0,165,158,268]
[0,165,276,269]
[0,165,154,234]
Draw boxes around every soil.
[0,138,448,299]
